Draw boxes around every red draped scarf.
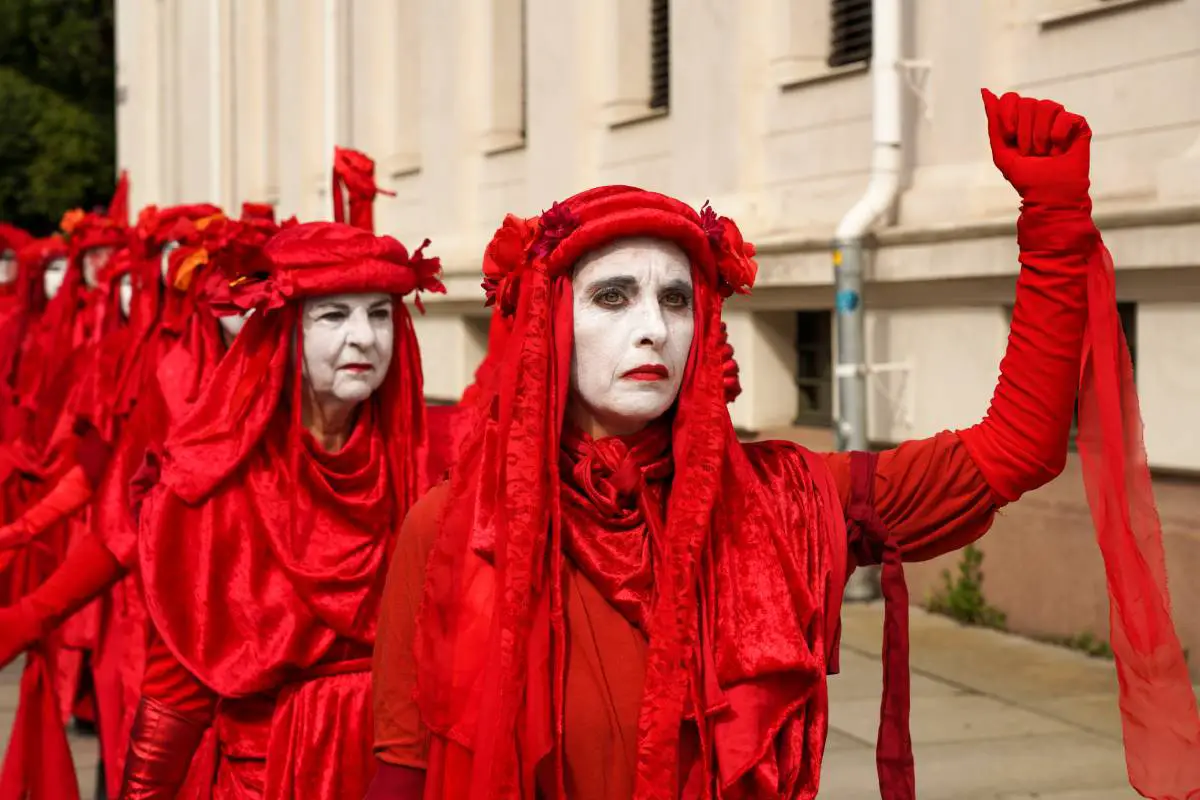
[417,187,846,799]
[139,221,438,697]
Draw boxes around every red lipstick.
[621,364,669,382]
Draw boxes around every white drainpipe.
[834,0,905,601]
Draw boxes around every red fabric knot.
[699,201,758,299]
[845,451,916,800]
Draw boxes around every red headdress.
[0,223,33,262]
[140,221,444,696]
[0,236,65,437]
[416,187,853,799]
[332,147,394,233]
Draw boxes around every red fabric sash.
[1076,245,1200,797]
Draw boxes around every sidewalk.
[2,605,1195,798]
[826,603,1193,798]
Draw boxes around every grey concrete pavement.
[2,604,1195,798]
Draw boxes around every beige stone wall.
[115,0,1200,656]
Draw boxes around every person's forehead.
[575,237,691,280]
[305,292,392,308]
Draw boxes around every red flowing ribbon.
[1077,244,1200,799]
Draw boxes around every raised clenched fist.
[981,89,1092,207]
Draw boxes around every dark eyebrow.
[586,275,639,294]
[310,301,350,314]
[660,279,693,297]
[368,298,393,311]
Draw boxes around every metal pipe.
[834,0,904,601]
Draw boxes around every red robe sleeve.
[822,431,996,562]
[140,625,217,724]
[372,482,447,769]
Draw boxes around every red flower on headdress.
[531,201,580,260]
[135,206,162,245]
[406,238,447,314]
[482,214,539,314]
[700,201,758,297]
[60,209,87,237]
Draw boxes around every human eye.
[369,306,392,321]
[318,309,348,322]
[593,288,628,309]
[660,290,691,310]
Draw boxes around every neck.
[301,387,359,452]
[567,402,647,441]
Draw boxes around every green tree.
[0,0,115,235]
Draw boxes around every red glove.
[959,90,1095,504]
[119,696,209,798]
[363,763,427,800]
[0,464,95,551]
[717,322,742,404]
[981,89,1091,209]
[0,534,123,667]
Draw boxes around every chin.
[332,379,378,405]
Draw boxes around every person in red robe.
[0,222,35,439]
[118,219,445,798]
[0,235,66,443]
[0,207,289,799]
[368,91,1200,800]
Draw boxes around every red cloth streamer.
[332,147,395,233]
[845,451,914,800]
[0,645,81,800]
[1077,244,1200,799]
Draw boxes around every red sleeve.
[372,482,447,769]
[141,624,217,724]
[823,431,997,562]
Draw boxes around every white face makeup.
[0,250,15,284]
[118,274,133,319]
[82,246,114,288]
[160,241,180,281]
[218,311,248,341]
[569,237,695,437]
[301,293,394,408]
[43,257,68,299]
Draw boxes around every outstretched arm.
[0,534,124,667]
[826,92,1094,560]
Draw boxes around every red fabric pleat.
[0,645,81,800]
[1076,244,1200,798]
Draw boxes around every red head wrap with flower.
[416,187,842,799]
[139,221,445,698]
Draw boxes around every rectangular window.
[828,0,872,68]
[795,310,834,426]
[649,0,670,110]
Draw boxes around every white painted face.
[0,250,15,284]
[301,293,394,407]
[218,311,248,340]
[118,274,133,319]
[82,246,114,288]
[569,238,695,437]
[160,241,180,281]
[43,257,68,299]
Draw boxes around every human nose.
[344,308,377,351]
[631,298,667,349]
